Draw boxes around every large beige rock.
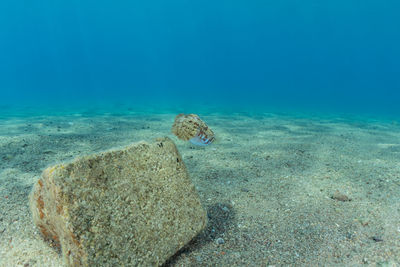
[29,137,207,266]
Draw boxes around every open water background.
[1,1,399,118]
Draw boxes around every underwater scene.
[1,1,400,266]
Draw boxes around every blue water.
[1,1,399,117]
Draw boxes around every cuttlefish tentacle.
[189,129,215,146]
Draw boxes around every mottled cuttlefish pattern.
[171,113,215,146]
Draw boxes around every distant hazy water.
[1,1,399,118]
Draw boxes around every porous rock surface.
[29,137,207,266]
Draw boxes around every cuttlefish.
[171,113,215,146]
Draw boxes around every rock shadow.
[163,202,236,266]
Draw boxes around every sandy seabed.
[1,111,400,266]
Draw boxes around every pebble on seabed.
[216,237,225,244]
